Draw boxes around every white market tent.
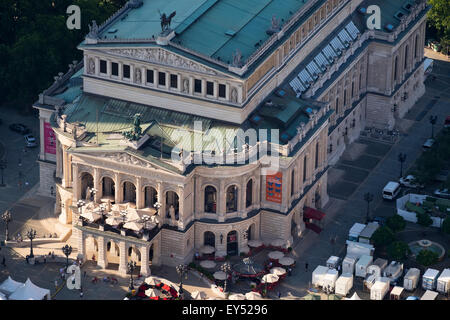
[8,278,50,300]
[421,290,439,300]
[346,292,362,300]
[0,276,24,295]
[0,292,7,300]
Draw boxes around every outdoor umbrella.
[105,216,122,227]
[271,239,286,247]
[145,277,161,286]
[200,260,217,269]
[261,273,279,284]
[145,288,161,298]
[270,267,287,276]
[215,251,227,258]
[247,240,263,248]
[126,208,141,222]
[191,291,207,300]
[228,293,246,300]
[213,271,227,280]
[200,245,215,254]
[268,251,284,260]
[279,257,295,266]
[245,291,263,300]
[80,211,101,222]
[123,221,144,232]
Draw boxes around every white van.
[383,182,401,200]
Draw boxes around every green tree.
[416,212,433,227]
[416,249,439,266]
[387,241,410,261]
[442,217,450,235]
[428,0,450,35]
[386,215,406,233]
[372,226,396,248]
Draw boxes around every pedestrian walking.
[288,268,292,276]
[278,291,281,299]
[80,290,83,298]
[84,271,87,278]
[26,255,29,264]
[1,256,5,267]
[305,262,308,271]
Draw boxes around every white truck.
[422,268,440,290]
[335,273,353,296]
[342,256,357,275]
[355,255,373,278]
[323,269,339,291]
[403,268,420,291]
[436,268,450,294]
[358,222,379,244]
[348,223,366,242]
[312,266,329,288]
[346,241,374,260]
[370,277,390,300]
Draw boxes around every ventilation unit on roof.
[225,30,236,36]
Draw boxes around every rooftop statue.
[122,113,143,141]
[86,20,99,39]
[158,10,176,32]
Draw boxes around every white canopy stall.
[8,278,50,300]
[0,276,24,296]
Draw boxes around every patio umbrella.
[215,251,227,258]
[228,293,246,300]
[145,288,161,298]
[123,221,144,232]
[268,251,284,260]
[271,238,286,247]
[245,291,263,300]
[200,245,215,254]
[279,257,295,266]
[261,273,279,284]
[191,291,207,300]
[200,260,216,269]
[126,208,141,222]
[247,240,263,248]
[145,277,161,286]
[270,267,287,276]
[80,211,101,222]
[213,271,227,280]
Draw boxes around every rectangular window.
[219,84,226,98]
[111,62,119,76]
[170,74,178,88]
[315,143,319,169]
[343,90,347,106]
[123,65,130,79]
[206,81,214,95]
[359,73,362,90]
[100,60,107,74]
[194,79,202,93]
[351,82,355,97]
[335,97,339,115]
[147,70,154,84]
[158,72,166,86]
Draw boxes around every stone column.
[218,180,226,222]
[140,246,150,276]
[177,186,184,230]
[72,164,79,202]
[95,57,100,76]
[118,241,127,275]
[107,60,112,77]
[62,146,69,188]
[201,79,207,97]
[165,72,170,90]
[177,73,182,92]
[118,62,123,80]
[225,83,230,101]
[239,176,246,216]
[136,177,143,209]
[141,67,146,85]
[97,236,108,269]
[213,81,219,99]
[130,64,134,83]
[77,229,86,262]
[93,168,100,203]
[39,117,45,160]
[189,76,194,95]
[114,172,121,204]
[157,182,165,219]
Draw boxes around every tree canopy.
[0,0,127,113]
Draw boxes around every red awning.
[304,207,326,221]
[305,222,322,234]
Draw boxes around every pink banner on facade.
[44,122,56,154]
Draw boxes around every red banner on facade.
[266,172,282,203]
[44,122,56,154]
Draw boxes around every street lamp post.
[398,153,407,178]
[429,115,437,139]
[127,261,137,291]
[0,160,6,187]
[2,210,12,241]
[220,262,232,293]
[62,245,72,269]
[176,264,188,295]
[26,229,37,258]
[364,192,374,224]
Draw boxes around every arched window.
[123,181,136,203]
[303,156,308,183]
[166,191,179,219]
[144,186,158,208]
[204,231,215,247]
[415,35,419,58]
[246,180,253,208]
[315,142,320,169]
[404,45,409,70]
[204,186,217,213]
[102,177,115,198]
[81,173,94,200]
[335,97,339,116]
[226,185,238,213]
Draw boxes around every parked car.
[24,134,37,148]
[422,138,435,151]
[434,188,450,199]
[383,181,401,200]
[9,123,30,134]
[372,216,386,226]
[399,175,424,189]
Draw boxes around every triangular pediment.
[104,48,222,76]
